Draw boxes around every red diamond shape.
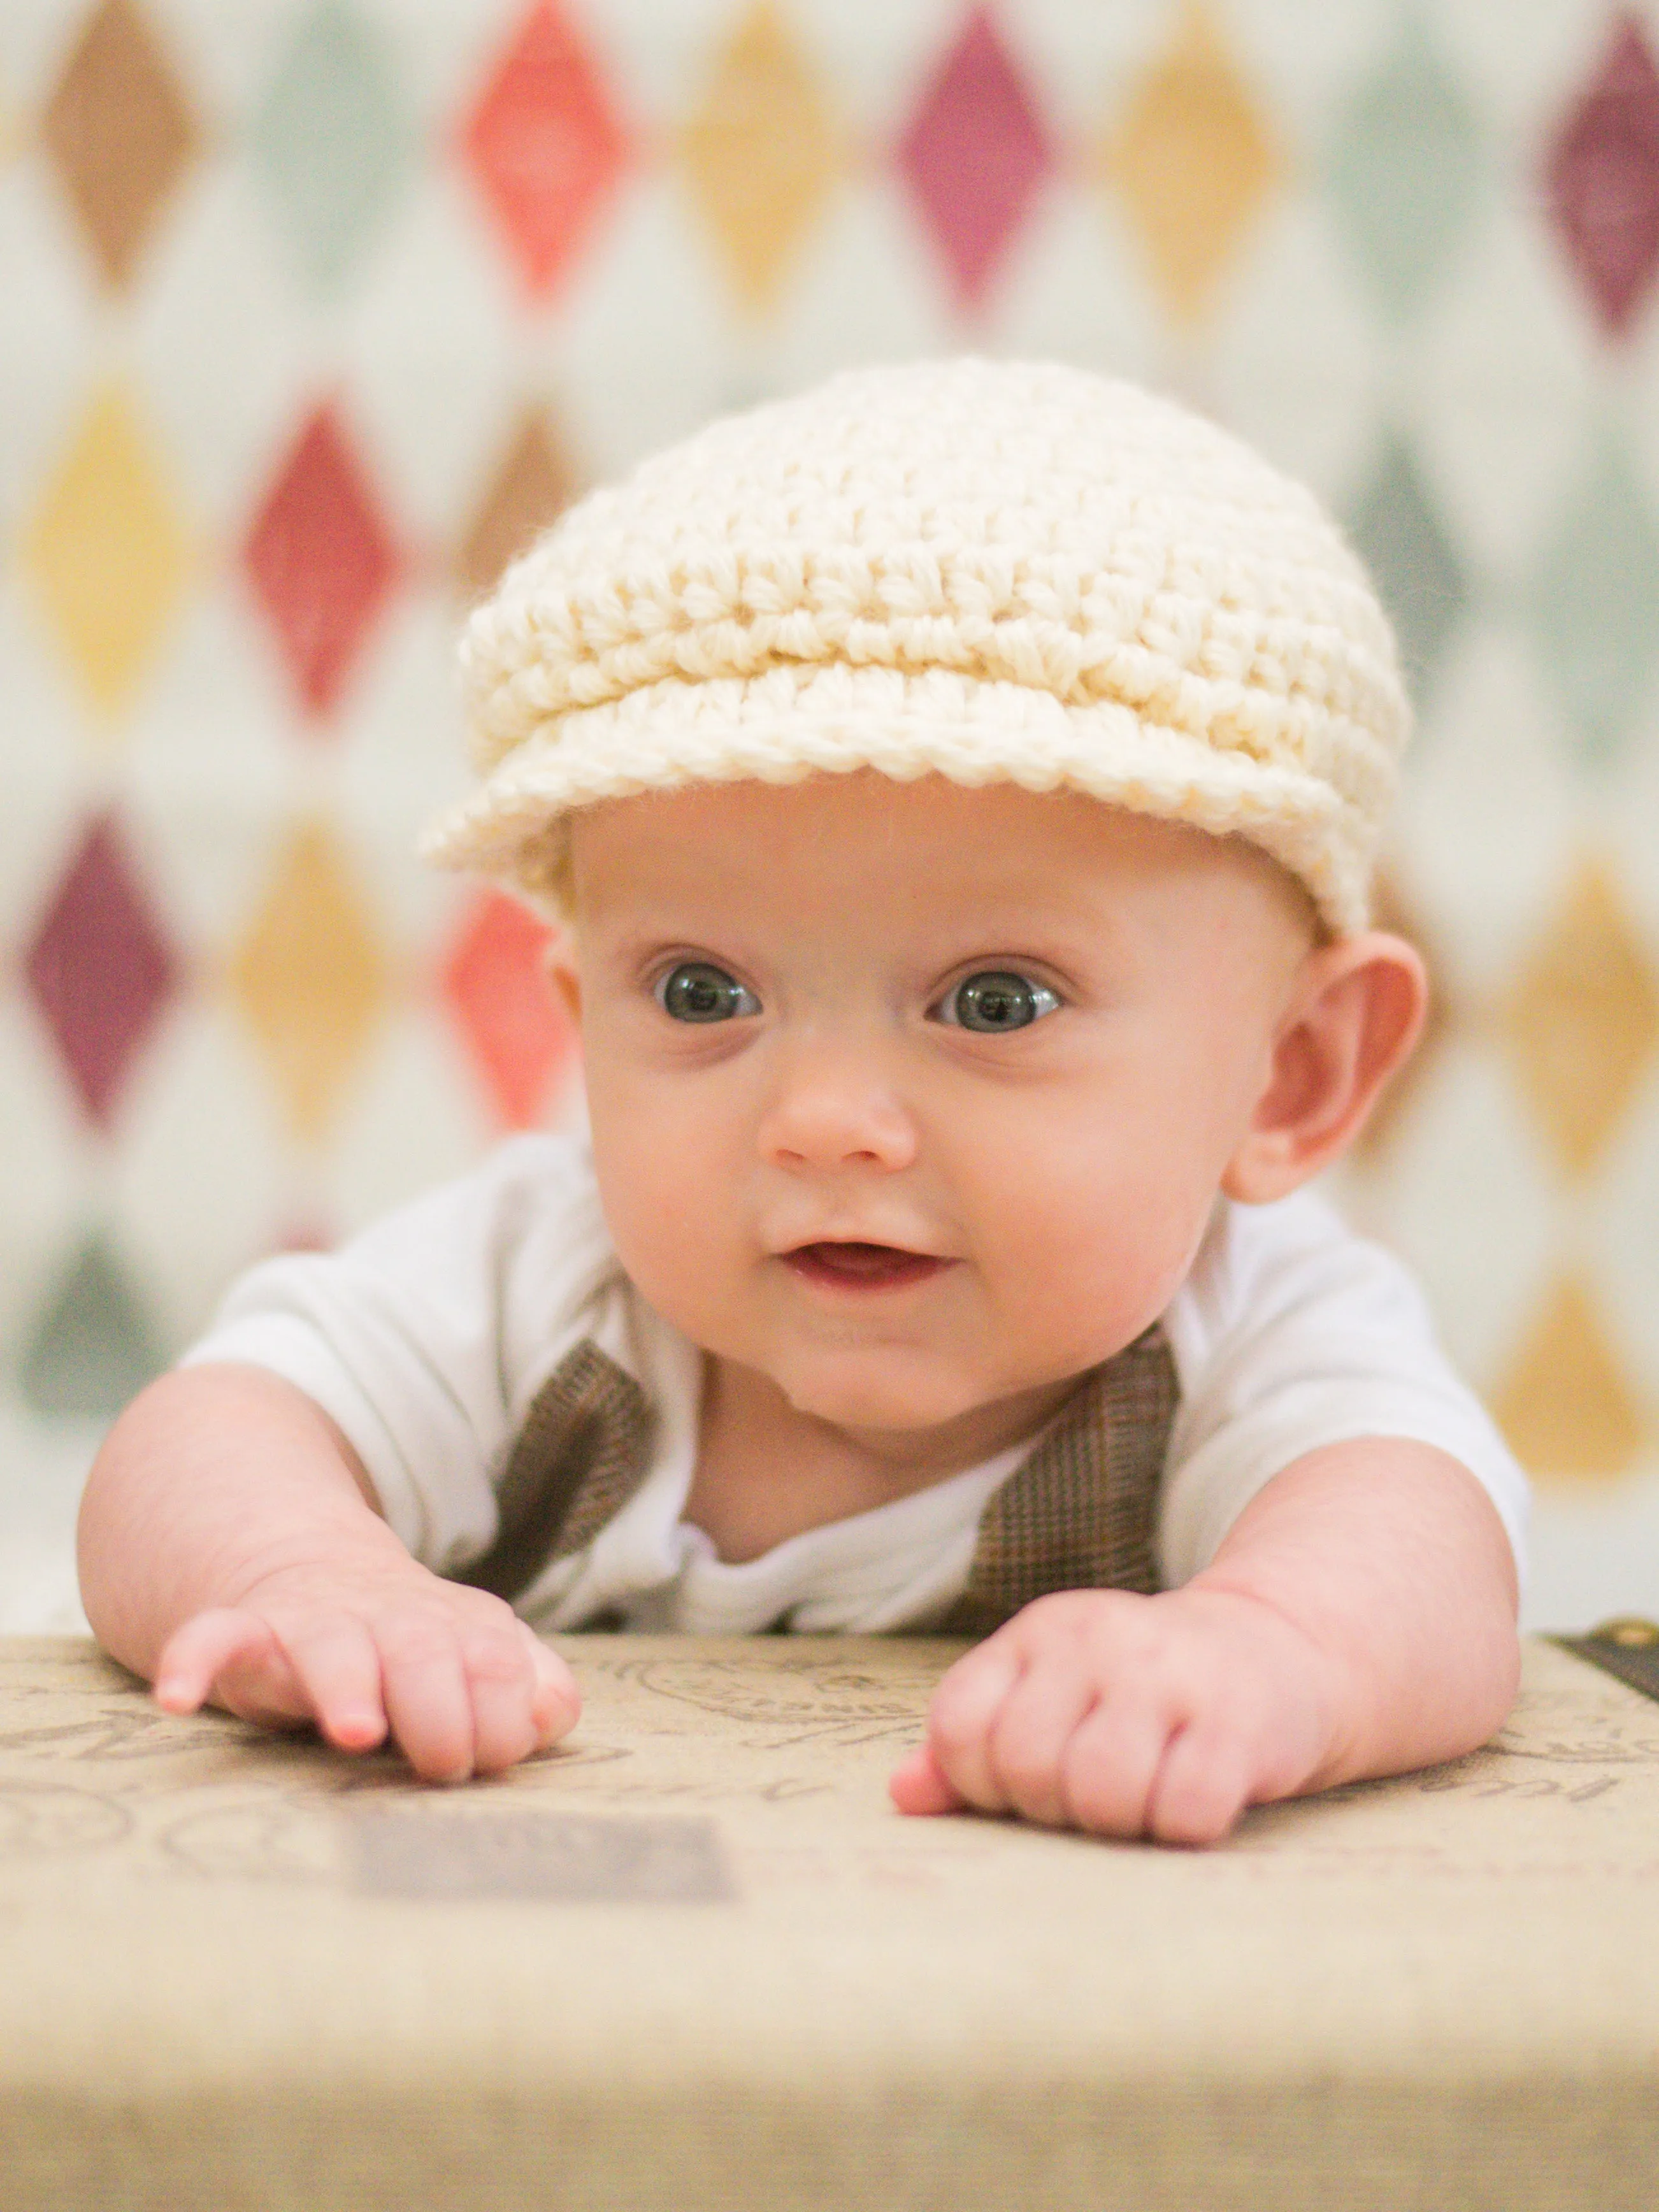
[442,889,577,1128]
[461,0,628,299]
[1546,13,1659,339]
[25,810,180,1130]
[896,4,1054,314]
[245,401,401,719]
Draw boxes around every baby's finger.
[461,1628,544,1776]
[276,1613,389,1754]
[1146,1721,1253,1847]
[155,1609,288,1716]
[523,1631,581,1749]
[1056,1696,1175,1839]
[460,1617,583,1774]
[921,1640,1024,1811]
[984,1663,1099,1827]
[377,1619,477,1783]
[889,1742,966,1816]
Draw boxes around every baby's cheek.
[589,1116,743,1331]
[984,1151,1204,1360]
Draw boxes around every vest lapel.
[456,1339,654,1604]
[459,1325,1177,1634]
[938,1324,1177,1637]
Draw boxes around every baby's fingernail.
[330,1710,385,1749]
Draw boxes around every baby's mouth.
[782,1242,949,1293]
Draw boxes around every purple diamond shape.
[1546,13,1659,339]
[25,810,180,1130]
[896,4,1054,314]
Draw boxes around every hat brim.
[421,664,1379,936]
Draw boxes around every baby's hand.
[152,1557,580,1783]
[889,1587,1340,1845]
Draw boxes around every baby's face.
[561,773,1314,1444]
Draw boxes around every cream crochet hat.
[423,359,1409,936]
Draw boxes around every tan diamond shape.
[229,819,388,1144]
[1098,0,1282,329]
[454,407,578,600]
[42,0,198,290]
[25,382,190,725]
[1492,1270,1651,1483]
[1502,856,1659,1182]
[678,1,842,318]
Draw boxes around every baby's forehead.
[572,771,1186,855]
[562,775,1316,944]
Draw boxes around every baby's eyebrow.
[928,917,1114,963]
[605,930,748,982]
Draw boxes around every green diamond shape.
[20,1229,167,1421]
[1327,18,1483,324]
[1527,430,1659,764]
[252,0,410,294]
[1346,429,1470,705]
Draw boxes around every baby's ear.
[1221,931,1427,1203]
[541,933,583,1026]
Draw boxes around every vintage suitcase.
[1,1629,1656,2211]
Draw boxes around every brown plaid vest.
[457,1327,1178,1635]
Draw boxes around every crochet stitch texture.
[423,359,1410,935]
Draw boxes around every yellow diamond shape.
[230,819,388,1144]
[1098,1,1282,328]
[1492,1272,1650,1484]
[678,1,841,317]
[24,382,190,724]
[1503,857,1659,1181]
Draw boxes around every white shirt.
[181,1134,1528,1630]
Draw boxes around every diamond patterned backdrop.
[4,0,1659,1634]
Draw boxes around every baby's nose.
[756,1051,918,1174]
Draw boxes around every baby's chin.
[766,1346,1038,1442]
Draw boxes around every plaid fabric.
[940,1326,1176,1635]
[460,1328,1177,1632]
[456,1339,654,1603]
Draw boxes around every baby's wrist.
[212,1510,420,1618]
[1164,1579,1354,1794]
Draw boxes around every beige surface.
[2,1633,1657,2209]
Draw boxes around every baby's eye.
[655,961,761,1023]
[933,971,1061,1033]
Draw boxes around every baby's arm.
[889,1437,1520,1844]
[78,1361,579,1781]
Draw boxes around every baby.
[78,361,1525,1845]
